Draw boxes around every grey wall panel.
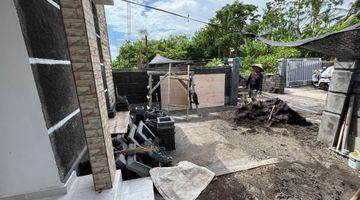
[31,64,79,128]
[16,0,86,183]
[49,114,86,181]
[15,0,69,60]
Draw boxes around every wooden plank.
[149,72,168,94]
[211,158,279,176]
[160,75,188,109]
[194,74,225,108]
[160,73,226,109]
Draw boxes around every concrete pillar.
[349,60,360,150]
[60,0,115,191]
[230,57,240,105]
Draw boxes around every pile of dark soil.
[235,98,311,126]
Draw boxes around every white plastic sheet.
[150,161,215,200]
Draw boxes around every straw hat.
[252,64,264,71]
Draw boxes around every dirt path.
[265,86,327,115]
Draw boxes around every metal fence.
[278,58,322,87]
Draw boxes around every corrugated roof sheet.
[258,23,360,59]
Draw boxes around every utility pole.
[145,33,149,68]
[140,29,149,68]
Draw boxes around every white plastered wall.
[0,0,62,197]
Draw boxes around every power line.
[120,0,218,27]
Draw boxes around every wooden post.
[186,65,190,120]
[148,74,152,108]
[167,63,171,111]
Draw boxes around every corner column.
[60,0,115,191]
[318,60,359,148]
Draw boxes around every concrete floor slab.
[121,177,154,200]
[39,170,122,200]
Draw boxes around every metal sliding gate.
[279,58,322,87]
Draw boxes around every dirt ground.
[159,88,360,200]
[196,109,360,200]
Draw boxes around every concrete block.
[328,70,353,93]
[324,92,347,114]
[351,117,360,138]
[348,136,360,151]
[137,121,156,140]
[156,116,175,130]
[334,60,357,70]
[354,95,360,118]
[126,153,151,177]
[115,154,127,169]
[352,81,360,94]
[318,111,341,146]
[127,124,141,146]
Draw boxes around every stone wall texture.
[97,5,115,106]
[262,74,285,94]
[60,0,115,191]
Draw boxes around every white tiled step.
[38,170,122,200]
[121,177,154,200]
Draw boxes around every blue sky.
[105,0,354,59]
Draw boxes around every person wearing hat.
[246,64,264,101]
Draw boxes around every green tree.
[112,35,192,69]
[192,1,259,59]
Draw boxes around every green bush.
[206,58,224,67]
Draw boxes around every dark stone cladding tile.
[31,64,79,127]
[15,0,70,60]
[49,114,86,182]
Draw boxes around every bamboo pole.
[342,95,355,151]
[336,122,345,151]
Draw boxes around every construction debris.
[235,98,311,126]
[112,108,175,177]
[150,161,215,200]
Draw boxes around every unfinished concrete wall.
[262,74,285,94]
[0,0,62,197]
[60,0,115,191]
[318,60,360,150]
[112,67,232,106]
[15,0,86,182]
[112,69,150,104]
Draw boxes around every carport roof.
[258,23,360,59]
[149,54,186,65]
